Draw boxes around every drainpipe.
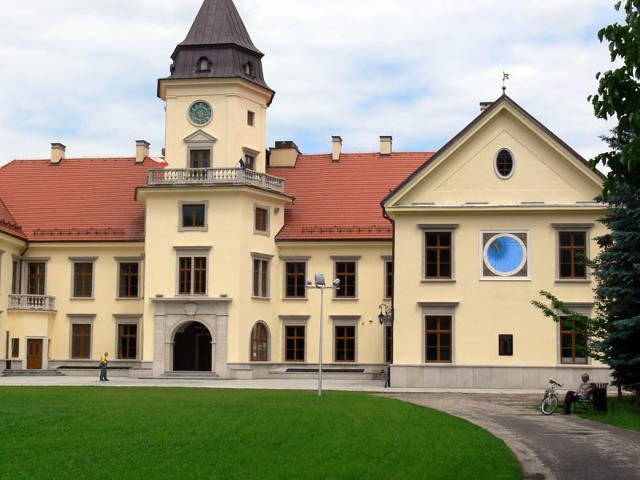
[381,205,394,389]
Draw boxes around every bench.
[571,382,608,413]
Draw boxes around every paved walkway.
[2,376,639,480]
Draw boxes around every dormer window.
[197,57,211,72]
[243,62,254,77]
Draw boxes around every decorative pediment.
[184,129,217,145]
[383,95,604,209]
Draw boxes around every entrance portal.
[173,321,212,372]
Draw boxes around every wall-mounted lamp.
[378,304,392,324]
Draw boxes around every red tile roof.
[0,157,165,242]
[268,152,433,241]
[0,197,25,240]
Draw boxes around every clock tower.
[158,0,275,170]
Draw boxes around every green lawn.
[0,387,521,479]
[583,396,640,432]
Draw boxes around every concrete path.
[2,375,639,479]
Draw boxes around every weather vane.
[502,71,510,94]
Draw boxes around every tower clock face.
[188,101,212,125]
[482,232,528,277]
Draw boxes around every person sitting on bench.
[563,373,593,415]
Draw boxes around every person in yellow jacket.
[99,352,109,381]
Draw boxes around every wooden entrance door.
[27,339,43,369]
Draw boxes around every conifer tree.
[589,1,640,395]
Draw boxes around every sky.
[0,0,624,166]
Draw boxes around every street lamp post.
[306,273,340,396]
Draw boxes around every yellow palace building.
[0,0,608,389]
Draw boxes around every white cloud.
[0,0,623,164]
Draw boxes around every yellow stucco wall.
[161,80,269,170]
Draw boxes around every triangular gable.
[383,95,604,209]
[184,129,217,145]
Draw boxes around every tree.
[589,0,640,193]
[591,185,640,394]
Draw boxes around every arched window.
[243,62,254,77]
[494,149,515,179]
[250,322,269,361]
[197,57,210,72]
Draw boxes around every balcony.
[8,294,56,311]
[147,168,285,193]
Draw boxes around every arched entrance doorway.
[173,321,212,371]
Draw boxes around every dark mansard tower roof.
[159,0,272,95]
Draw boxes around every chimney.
[331,136,342,162]
[480,101,493,112]
[135,140,150,163]
[269,141,301,167]
[380,136,392,157]
[51,143,66,164]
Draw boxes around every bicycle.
[541,378,563,415]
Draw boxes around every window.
[250,322,269,361]
[243,62,254,76]
[190,149,210,169]
[118,324,138,359]
[27,262,46,295]
[254,206,269,235]
[495,149,514,178]
[385,325,393,363]
[425,232,452,279]
[560,318,587,364]
[285,325,305,362]
[73,262,94,298]
[335,260,357,298]
[559,231,587,279]
[243,154,255,170]
[118,261,140,298]
[196,56,210,72]
[425,315,452,363]
[71,323,91,359]
[285,261,306,298]
[335,325,355,362]
[178,256,207,295]
[179,202,207,231]
[499,334,513,356]
[11,338,19,358]
[252,256,270,298]
[11,259,20,294]
[247,111,255,126]
[384,259,393,299]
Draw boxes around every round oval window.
[495,149,514,178]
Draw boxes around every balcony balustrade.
[147,168,285,193]
[8,294,56,311]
